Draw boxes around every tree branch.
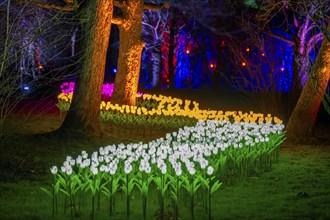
[307,32,324,53]
[31,1,75,11]
[114,0,125,8]
[142,21,156,33]
[144,2,170,11]
[306,22,316,34]
[268,33,294,46]
[111,14,128,26]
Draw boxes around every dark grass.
[1,88,330,219]
[0,143,329,220]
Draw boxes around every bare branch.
[111,14,127,26]
[306,22,316,34]
[307,32,324,53]
[142,21,157,35]
[114,0,125,8]
[268,33,294,46]
[31,1,75,11]
[144,2,170,11]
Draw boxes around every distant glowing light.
[113,68,117,73]
[246,48,250,52]
[210,63,216,69]
[261,53,265,57]
[186,50,190,54]
[59,82,144,99]
[242,62,246,67]
[280,67,285,71]
[23,86,30,91]
[37,65,43,70]
[221,41,225,47]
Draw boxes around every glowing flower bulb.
[50,166,58,175]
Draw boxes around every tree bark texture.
[111,0,145,106]
[168,23,175,88]
[60,0,113,136]
[286,22,330,141]
[151,46,161,87]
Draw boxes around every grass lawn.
[1,88,329,219]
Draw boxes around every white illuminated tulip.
[50,166,58,175]
[207,166,214,175]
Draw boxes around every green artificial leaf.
[154,177,161,188]
[40,187,53,198]
[59,189,70,197]
[161,184,169,197]
[197,175,209,189]
[170,191,178,204]
[112,179,120,194]
[142,184,149,195]
[121,186,128,195]
[101,187,110,198]
[210,181,222,194]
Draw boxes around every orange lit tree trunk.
[60,0,113,136]
[111,0,167,106]
[286,22,330,141]
[111,0,144,106]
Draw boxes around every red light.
[221,41,225,47]
[37,65,43,70]
[210,64,214,68]
[246,48,250,52]
[280,67,285,71]
[242,62,246,67]
[186,50,190,54]
[262,53,265,57]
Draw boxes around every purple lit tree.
[142,5,169,87]
[257,0,329,112]
[287,21,329,140]
[255,0,330,140]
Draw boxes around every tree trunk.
[59,0,113,136]
[286,23,330,141]
[151,45,161,87]
[168,18,175,88]
[111,0,145,106]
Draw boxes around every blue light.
[23,86,30,91]
[113,68,117,73]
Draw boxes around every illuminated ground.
[0,88,329,219]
